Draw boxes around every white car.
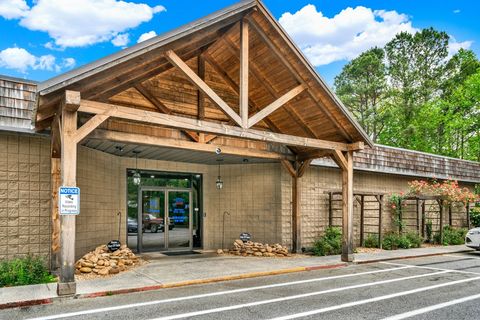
[465,227,480,250]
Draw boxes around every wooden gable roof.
[36,0,373,153]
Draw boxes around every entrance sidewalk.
[0,245,473,309]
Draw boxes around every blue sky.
[0,0,478,87]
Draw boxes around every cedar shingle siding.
[0,76,37,131]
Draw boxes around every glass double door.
[137,188,192,252]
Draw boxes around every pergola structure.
[34,0,372,295]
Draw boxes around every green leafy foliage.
[0,256,56,287]
[334,25,480,161]
[382,232,423,250]
[312,227,342,256]
[433,226,468,246]
[471,207,480,228]
[364,233,379,248]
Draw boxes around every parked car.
[465,227,480,250]
[142,214,163,233]
[127,217,138,233]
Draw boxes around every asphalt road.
[3,252,480,320]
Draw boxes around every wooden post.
[398,199,403,234]
[467,203,471,228]
[341,151,354,262]
[360,195,365,247]
[292,174,301,253]
[416,199,421,234]
[328,192,333,228]
[438,200,444,245]
[378,195,383,249]
[50,158,61,271]
[448,203,452,227]
[240,19,249,128]
[57,91,80,296]
[421,200,426,238]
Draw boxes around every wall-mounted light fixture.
[216,158,223,190]
[132,150,141,186]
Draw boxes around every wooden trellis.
[326,191,385,248]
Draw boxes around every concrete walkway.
[0,245,473,309]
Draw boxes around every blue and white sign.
[59,187,80,215]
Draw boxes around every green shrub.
[434,225,468,246]
[382,232,423,250]
[470,207,480,227]
[364,233,379,248]
[425,220,433,243]
[406,232,423,248]
[313,227,342,256]
[0,255,56,287]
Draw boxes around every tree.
[383,28,450,148]
[334,47,387,142]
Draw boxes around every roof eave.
[37,0,257,95]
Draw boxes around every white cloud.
[279,5,418,66]
[448,36,473,57]
[137,30,157,43]
[111,33,130,47]
[453,9,461,14]
[12,0,165,48]
[0,47,75,73]
[0,0,28,19]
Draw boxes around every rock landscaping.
[75,244,143,278]
[218,240,290,257]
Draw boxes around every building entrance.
[127,171,202,253]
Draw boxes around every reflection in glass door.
[138,190,166,252]
[167,191,192,250]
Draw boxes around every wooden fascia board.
[89,129,294,161]
[165,49,243,127]
[79,99,351,151]
[240,18,249,128]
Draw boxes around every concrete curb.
[0,298,54,310]
[354,249,474,265]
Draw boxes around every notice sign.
[59,187,80,215]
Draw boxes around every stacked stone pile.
[75,244,139,276]
[218,240,290,257]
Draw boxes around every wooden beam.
[222,37,318,138]
[89,129,294,160]
[297,159,311,178]
[134,83,170,114]
[74,112,111,143]
[134,83,199,142]
[341,151,354,262]
[197,55,206,120]
[63,91,81,112]
[51,114,61,158]
[57,91,79,296]
[248,84,306,128]
[165,50,243,127]
[79,99,352,151]
[281,160,296,178]
[247,17,353,141]
[297,149,332,161]
[240,19,249,128]
[331,150,348,171]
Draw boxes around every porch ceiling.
[81,138,274,165]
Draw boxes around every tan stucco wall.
[0,133,51,261]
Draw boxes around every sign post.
[59,187,80,215]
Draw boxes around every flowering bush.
[408,179,478,205]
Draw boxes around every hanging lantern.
[216,159,223,189]
[132,150,141,186]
